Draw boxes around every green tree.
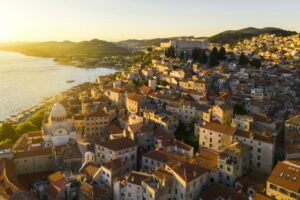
[192,48,199,61]
[239,53,249,65]
[250,58,261,69]
[199,50,208,64]
[0,122,16,141]
[165,46,176,58]
[143,54,152,65]
[175,123,199,152]
[14,122,38,135]
[208,47,219,67]
[233,104,248,115]
[29,109,45,128]
[180,51,185,60]
[218,47,226,60]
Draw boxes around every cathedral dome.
[49,103,67,123]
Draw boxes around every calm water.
[0,51,116,121]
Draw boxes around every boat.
[66,80,75,83]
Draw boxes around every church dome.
[49,103,67,123]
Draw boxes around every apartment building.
[266,161,300,200]
[126,93,145,114]
[113,171,151,200]
[234,129,275,173]
[199,122,236,152]
[212,104,233,125]
[95,137,137,171]
[84,110,109,137]
[218,142,251,186]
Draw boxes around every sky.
[0,0,299,42]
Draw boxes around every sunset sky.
[0,0,299,42]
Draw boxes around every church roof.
[50,103,67,118]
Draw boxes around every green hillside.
[0,39,130,58]
[208,27,297,44]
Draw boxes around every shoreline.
[0,73,114,126]
[0,49,129,70]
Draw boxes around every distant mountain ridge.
[117,27,297,47]
[0,39,130,58]
[208,27,297,44]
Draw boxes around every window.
[279,188,288,195]
[257,162,261,168]
[257,155,261,160]
[227,167,231,172]
[258,148,261,153]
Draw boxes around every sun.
[0,27,8,41]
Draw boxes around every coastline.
[0,49,130,70]
[0,73,115,127]
[0,51,121,126]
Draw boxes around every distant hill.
[208,27,297,44]
[0,39,130,58]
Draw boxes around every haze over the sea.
[0,51,115,121]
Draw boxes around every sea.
[0,51,116,121]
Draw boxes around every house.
[0,158,33,200]
[113,171,151,200]
[231,114,253,132]
[198,122,236,152]
[79,182,111,200]
[107,87,125,105]
[84,110,109,137]
[199,183,249,200]
[266,161,300,200]
[72,114,85,135]
[126,93,145,114]
[234,129,275,173]
[154,129,194,157]
[45,171,71,200]
[99,158,128,188]
[235,171,268,198]
[143,109,179,133]
[212,104,233,125]
[95,137,137,171]
[218,142,251,186]
[128,123,154,151]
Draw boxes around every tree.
[192,48,200,61]
[239,53,249,65]
[175,123,199,152]
[143,53,152,65]
[250,58,261,69]
[218,47,226,60]
[165,46,176,58]
[14,122,38,135]
[208,47,219,67]
[233,104,248,115]
[180,51,185,60]
[0,122,16,141]
[146,47,152,52]
[29,109,45,128]
[199,50,208,64]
